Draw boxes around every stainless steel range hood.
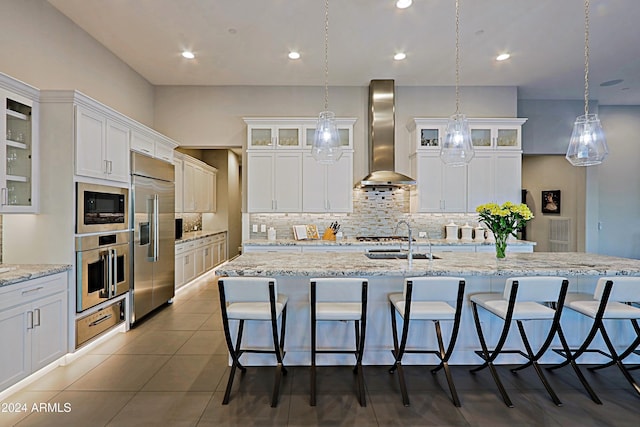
[359,79,416,187]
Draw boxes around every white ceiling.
[47,0,640,105]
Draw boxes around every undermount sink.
[365,251,440,260]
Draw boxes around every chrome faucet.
[394,220,413,264]
[425,229,434,260]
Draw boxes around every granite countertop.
[215,251,640,278]
[243,238,536,247]
[176,230,227,244]
[0,264,72,287]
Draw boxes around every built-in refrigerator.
[130,152,175,324]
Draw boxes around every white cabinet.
[302,152,353,212]
[468,118,526,150]
[0,75,39,213]
[0,272,68,391]
[467,151,522,210]
[173,155,184,213]
[246,120,302,149]
[181,156,217,213]
[247,151,302,212]
[175,232,227,289]
[76,106,130,183]
[131,129,176,163]
[410,152,467,213]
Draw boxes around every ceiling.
[47,0,640,105]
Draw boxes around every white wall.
[596,106,640,258]
[0,0,154,125]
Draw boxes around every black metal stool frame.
[310,279,368,407]
[218,279,287,407]
[388,279,466,407]
[549,279,640,401]
[470,279,569,408]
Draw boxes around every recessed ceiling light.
[181,51,195,59]
[396,0,413,9]
[496,53,510,61]
[288,51,301,60]
[394,52,407,61]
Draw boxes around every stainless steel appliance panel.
[77,183,129,234]
[130,152,175,324]
[75,299,125,348]
[76,232,130,312]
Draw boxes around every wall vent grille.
[549,217,570,252]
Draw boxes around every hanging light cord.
[323,0,330,111]
[583,0,590,116]
[454,0,461,114]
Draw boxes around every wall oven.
[76,182,129,234]
[76,232,130,312]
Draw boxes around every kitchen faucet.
[425,229,434,260]
[394,220,413,265]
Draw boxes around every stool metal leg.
[470,300,514,408]
[433,320,461,407]
[592,322,640,396]
[269,284,286,408]
[388,284,412,407]
[222,319,246,404]
[310,287,317,406]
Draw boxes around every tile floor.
[2,272,640,426]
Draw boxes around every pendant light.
[566,0,608,166]
[311,0,342,164]
[440,0,474,167]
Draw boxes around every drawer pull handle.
[22,286,45,296]
[89,314,113,327]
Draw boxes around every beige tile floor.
[2,272,639,426]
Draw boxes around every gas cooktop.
[356,236,416,242]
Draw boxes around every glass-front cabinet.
[247,123,302,148]
[468,119,526,149]
[1,76,39,213]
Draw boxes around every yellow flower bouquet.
[476,202,534,259]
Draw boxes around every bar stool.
[548,277,640,402]
[388,277,465,407]
[310,278,368,407]
[470,276,569,407]
[218,277,288,407]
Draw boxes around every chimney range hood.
[359,79,416,187]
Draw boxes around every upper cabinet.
[0,74,39,213]
[408,117,526,213]
[131,128,177,163]
[244,117,356,213]
[178,154,217,214]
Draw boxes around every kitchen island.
[215,251,640,365]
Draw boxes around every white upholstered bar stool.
[218,277,288,407]
[470,276,569,408]
[388,277,466,407]
[310,278,368,407]
[549,277,640,402]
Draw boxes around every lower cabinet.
[0,272,68,391]
[175,233,227,290]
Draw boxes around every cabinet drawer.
[0,272,67,312]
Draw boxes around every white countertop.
[176,230,227,244]
[242,238,536,247]
[216,251,639,278]
[0,264,72,287]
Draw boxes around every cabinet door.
[494,152,521,205]
[302,153,326,212]
[0,304,30,390]
[415,155,443,212]
[130,130,154,157]
[204,244,214,271]
[210,171,217,213]
[201,169,214,212]
[247,153,274,212]
[174,157,184,213]
[274,152,302,212]
[183,251,196,283]
[175,251,185,288]
[2,89,37,213]
[195,247,205,276]
[154,140,174,163]
[31,291,67,371]
[248,126,274,148]
[326,152,353,212]
[75,106,106,179]
[442,165,467,212]
[183,161,196,212]
[467,153,495,211]
[104,120,130,183]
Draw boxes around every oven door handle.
[99,250,110,298]
[109,248,116,298]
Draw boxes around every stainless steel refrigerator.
[130,152,175,324]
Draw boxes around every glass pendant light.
[566,0,608,166]
[312,0,342,164]
[441,0,474,167]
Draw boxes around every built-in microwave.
[76,182,129,234]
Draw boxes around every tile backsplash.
[249,187,480,240]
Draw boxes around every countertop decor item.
[476,202,534,259]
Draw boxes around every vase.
[494,233,508,259]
